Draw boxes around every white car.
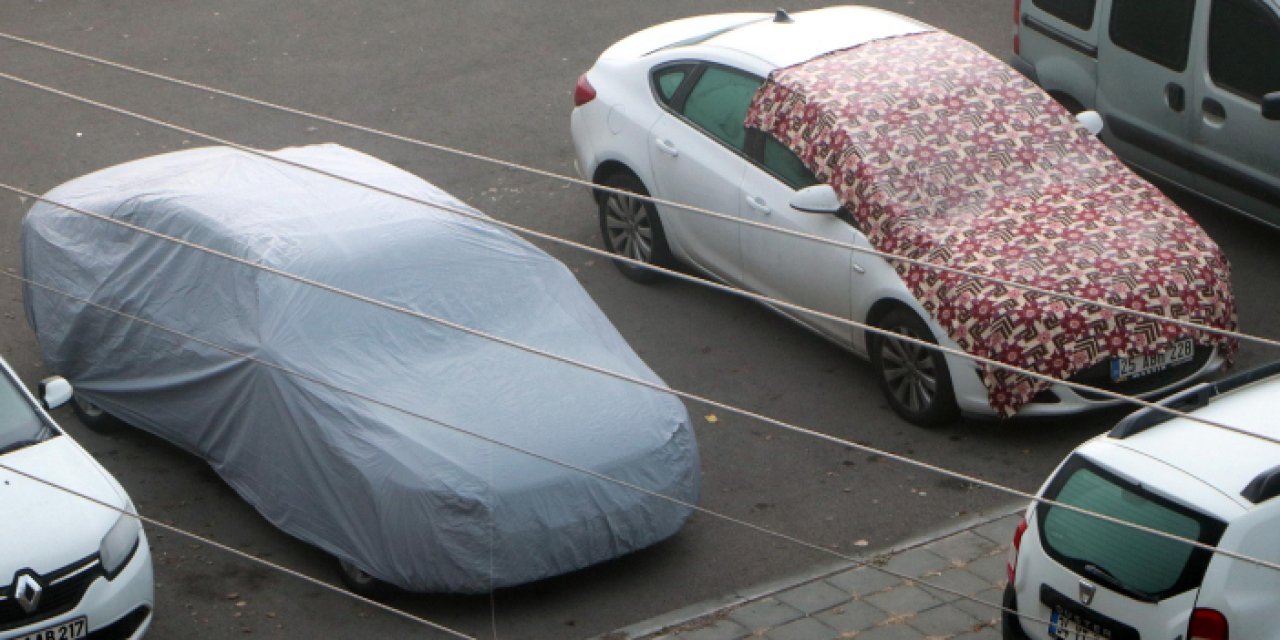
[0,356,153,640]
[569,6,1234,426]
[1004,361,1280,640]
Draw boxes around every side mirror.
[38,376,73,410]
[1262,91,1280,121]
[1075,110,1104,136]
[790,184,842,214]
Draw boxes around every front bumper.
[1,533,154,640]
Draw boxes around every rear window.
[1038,455,1226,600]
[1032,0,1097,30]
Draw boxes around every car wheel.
[337,559,385,597]
[70,394,122,434]
[870,307,960,427]
[597,172,673,284]
[1001,583,1032,639]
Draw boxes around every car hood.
[746,30,1237,415]
[0,436,124,578]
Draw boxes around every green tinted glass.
[682,67,762,151]
[1043,467,1201,596]
[656,69,687,103]
[763,135,819,189]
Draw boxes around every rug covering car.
[745,30,1237,416]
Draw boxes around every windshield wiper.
[1084,563,1158,603]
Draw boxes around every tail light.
[1013,0,1022,55]
[574,73,597,107]
[1188,608,1229,640]
[1007,516,1029,583]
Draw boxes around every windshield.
[0,368,55,455]
[1037,455,1226,600]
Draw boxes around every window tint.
[762,135,819,189]
[1209,0,1280,102]
[1032,0,1097,30]
[0,370,52,451]
[681,66,762,151]
[1109,0,1196,71]
[1039,457,1223,599]
[653,66,690,105]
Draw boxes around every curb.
[595,500,1026,640]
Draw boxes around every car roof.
[699,6,931,69]
[602,6,931,70]
[1104,370,1280,511]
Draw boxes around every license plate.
[16,617,87,640]
[1049,606,1114,639]
[1111,338,1195,382]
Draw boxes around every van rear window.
[1038,455,1226,600]
[1032,0,1097,30]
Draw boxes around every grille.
[1071,344,1213,401]
[0,554,102,631]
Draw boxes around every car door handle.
[654,138,679,157]
[1165,83,1185,113]
[745,195,771,215]
[1202,97,1227,124]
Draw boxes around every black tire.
[869,307,960,428]
[1001,583,1032,639]
[597,172,673,284]
[70,394,122,434]
[336,558,386,598]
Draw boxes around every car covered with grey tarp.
[21,143,700,593]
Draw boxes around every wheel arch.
[592,161,643,204]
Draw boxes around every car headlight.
[100,501,142,580]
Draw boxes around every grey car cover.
[22,144,699,593]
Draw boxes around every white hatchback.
[1004,362,1280,640]
[0,356,153,640]
[570,5,1231,426]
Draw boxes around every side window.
[1109,0,1197,71]
[680,66,763,151]
[1031,0,1097,30]
[762,135,819,189]
[1208,0,1280,102]
[652,65,692,106]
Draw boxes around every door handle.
[654,138,679,157]
[1202,97,1227,124]
[1165,83,1185,113]
[851,262,866,275]
[745,195,771,215]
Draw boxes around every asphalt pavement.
[1,2,1278,639]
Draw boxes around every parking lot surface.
[2,2,1278,638]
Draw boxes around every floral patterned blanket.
[744,30,1237,416]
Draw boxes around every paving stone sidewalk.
[599,508,1023,640]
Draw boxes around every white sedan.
[0,355,154,639]
[569,6,1233,426]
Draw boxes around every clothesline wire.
[0,70,1275,447]
[0,271,1235,640]
[4,199,1277,577]
[0,32,1256,640]
[0,30,1272,353]
[0,455,475,639]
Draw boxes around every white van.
[1003,362,1280,640]
[1010,0,1280,228]
[0,356,154,639]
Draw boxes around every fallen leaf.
[704,414,718,424]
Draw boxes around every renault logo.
[13,572,42,614]
[1079,579,1097,606]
